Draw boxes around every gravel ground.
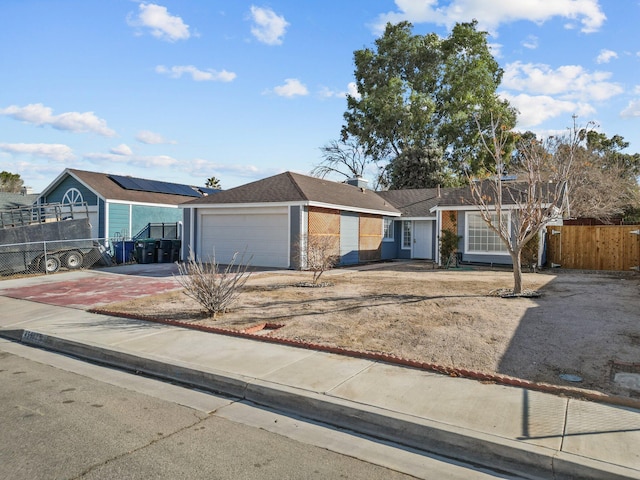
[102,262,640,398]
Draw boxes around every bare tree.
[176,250,251,318]
[296,234,339,285]
[312,138,384,188]
[468,115,571,294]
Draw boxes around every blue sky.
[1,0,639,192]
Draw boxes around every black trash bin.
[135,239,157,264]
[170,239,182,262]
[157,239,173,263]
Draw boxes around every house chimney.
[346,177,369,189]
[437,184,441,198]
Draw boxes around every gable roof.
[377,188,441,217]
[42,169,203,206]
[183,172,401,215]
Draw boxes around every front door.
[413,221,433,259]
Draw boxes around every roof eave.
[181,199,401,216]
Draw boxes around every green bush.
[440,229,462,266]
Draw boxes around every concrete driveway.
[0,264,182,309]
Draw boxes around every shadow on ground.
[497,271,640,396]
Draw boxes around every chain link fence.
[0,238,110,277]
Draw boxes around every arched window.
[62,188,84,205]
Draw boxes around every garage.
[198,207,290,268]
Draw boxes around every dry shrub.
[298,234,339,285]
[176,250,252,318]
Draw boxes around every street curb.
[2,328,639,480]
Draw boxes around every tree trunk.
[510,250,523,294]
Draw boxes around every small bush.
[176,250,252,318]
[439,229,462,266]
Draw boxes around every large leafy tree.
[564,130,640,222]
[511,124,639,223]
[582,130,640,180]
[342,21,516,189]
[0,171,24,193]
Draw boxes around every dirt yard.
[101,262,640,398]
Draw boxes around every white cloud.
[372,0,606,35]
[318,82,362,100]
[488,42,503,58]
[500,61,624,127]
[500,92,595,127]
[84,152,178,168]
[596,49,618,64]
[249,6,289,45]
[0,103,116,137]
[110,144,133,155]
[522,35,538,50]
[620,99,640,118]
[155,65,236,82]
[132,154,179,168]
[135,130,175,145]
[128,3,190,42]
[502,62,623,102]
[0,143,75,162]
[188,158,279,181]
[270,78,309,98]
[347,82,361,100]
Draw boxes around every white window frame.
[62,187,84,205]
[402,220,412,249]
[382,217,394,241]
[465,211,510,254]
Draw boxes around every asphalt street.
[0,341,512,480]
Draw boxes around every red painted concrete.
[2,275,181,308]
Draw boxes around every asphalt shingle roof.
[0,192,39,210]
[435,181,563,208]
[184,172,401,214]
[66,169,200,205]
[377,189,441,217]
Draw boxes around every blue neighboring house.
[37,168,215,244]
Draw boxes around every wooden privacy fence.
[546,225,640,271]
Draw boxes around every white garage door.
[198,209,289,268]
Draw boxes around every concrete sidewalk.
[1,295,639,479]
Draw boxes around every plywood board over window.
[308,206,340,256]
[308,207,340,235]
[359,214,382,262]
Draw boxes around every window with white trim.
[466,212,509,254]
[402,221,412,249]
[383,217,394,240]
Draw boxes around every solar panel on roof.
[199,187,221,195]
[109,174,201,197]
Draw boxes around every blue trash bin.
[113,241,135,264]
